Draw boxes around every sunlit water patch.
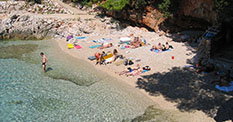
[0,40,154,121]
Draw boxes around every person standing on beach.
[40,52,48,72]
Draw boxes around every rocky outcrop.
[0,13,57,40]
[178,0,217,24]
[0,0,73,14]
[0,12,122,40]
[100,0,218,32]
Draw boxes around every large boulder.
[0,14,57,40]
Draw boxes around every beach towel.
[120,37,131,41]
[89,45,102,49]
[67,35,73,41]
[75,45,82,49]
[105,56,114,63]
[103,53,113,60]
[76,36,87,39]
[215,81,233,92]
[142,69,149,73]
[131,69,149,76]
[67,43,74,49]
[151,49,171,53]
[119,37,131,44]
[88,56,96,61]
[120,45,130,49]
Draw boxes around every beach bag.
[128,60,134,65]
[169,45,174,49]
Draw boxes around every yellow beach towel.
[67,43,74,49]
[103,53,113,60]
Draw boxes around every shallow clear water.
[0,40,153,121]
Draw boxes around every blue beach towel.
[89,45,102,49]
[215,81,233,92]
[142,70,149,73]
[76,36,87,39]
[151,49,171,53]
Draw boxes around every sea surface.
[0,40,154,122]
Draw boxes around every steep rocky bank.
[0,0,122,40]
[97,0,221,32]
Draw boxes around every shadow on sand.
[46,67,53,72]
[136,67,233,121]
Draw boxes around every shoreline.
[54,38,214,122]
[1,0,232,121]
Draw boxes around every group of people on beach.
[129,36,146,48]
[151,42,173,52]
[95,49,118,65]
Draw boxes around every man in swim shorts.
[40,52,48,72]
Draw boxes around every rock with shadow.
[136,67,233,118]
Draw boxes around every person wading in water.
[40,52,48,72]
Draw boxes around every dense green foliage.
[214,0,229,12]
[158,0,171,17]
[214,0,229,10]
[134,0,147,9]
[71,0,130,11]
[100,0,130,11]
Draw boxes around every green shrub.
[100,0,130,11]
[134,0,147,9]
[158,0,171,18]
[214,0,229,12]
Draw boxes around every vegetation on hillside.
[70,0,175,17]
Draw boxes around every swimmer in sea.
[40,52,48,72]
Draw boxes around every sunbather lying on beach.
[126,66,151,77]
[98,43,113,49]
[116,64,140,76]
[151,43,163,52]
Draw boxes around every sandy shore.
[54,28,214,121]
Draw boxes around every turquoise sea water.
[0,40,154,121]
